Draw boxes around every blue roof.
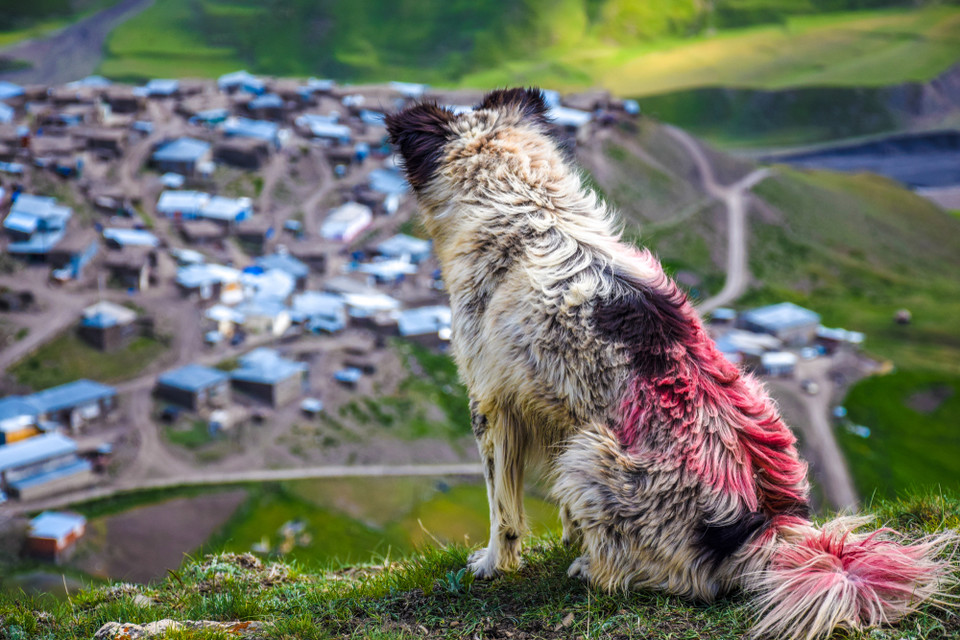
[256,252,308,278]
[0,397,38,423]
[377,233,431,258]
[231,348,306,385]
[29,511,87,539]
[742,302,821,331]
[0,81,23,101]
[0,433,77,472]
[81,312,118,329]
[153,138,211,163]
[292,291,344,316]
[200,196,251,222]
[146,79,179,95]
[224,117,279,142]
[14,459,91,492]
[4,211,39,234]
[29,380,116,414]
[7,229,66,254]
[11,194,72,225]
[0,103,13,124]
[248,93,283,110]
[334,367,362,383]
[368,169,409,195]
[103,227,159,247]
[158,364,229,392]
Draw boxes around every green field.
[4,492,957,640]
[838,371,960,498]
[10,330,168,389]
[0,0,124,49]
[96,1,960,96]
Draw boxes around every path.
[665,125,858,510]
[767,353,861,511]
[5,463,484,514]
[663,125,770,314]
[0,0,154,86]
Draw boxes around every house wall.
[0,425,40,445]
[14,466,96,501]
[155,384,201,411]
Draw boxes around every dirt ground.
[70,489,248,584]
[0,0,153,85]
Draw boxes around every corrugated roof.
[3,211,39,234]
[200,196,251,222]
[256,252,308,278]
[0,433,77,472]
[157,190,210,214]
[103,227,159,247]
[231,348,306,385]
[29,511,87,540]
[742,302,820,331]
[158,364,229,392]
[153,138,211,163]
[29,380,116,414]
[224,117,279,142]
[0,397,38,425]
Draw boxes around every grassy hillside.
[0,0,123,48]
[97,1,960,93]
[2,493,957,639]
[577,122,960,497]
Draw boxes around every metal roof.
[368,169,409,195]
[82,301,137,328]
[231,348,306,385]
[376,234,431,259]
[0,433,77,472]
[292,291,344,317]
[256,252,308,278]
[11,194,72,224]
[0,397,38,425]
[398,306,452,337]
[742,302,821,331]
[248,93,283,109]
[158,364,229,392]
[29,511,87,540]
[145,79,179,95]
[0,81,23,101]
[3,211,38,234]
[6,229,66,254]
[29,380,116,414]
[152,138,211,163]
[12,459,91,492]
[200,196,252,222]
[103,227,159,247]
[0,103,13,124]
[157,190,210,214]
[176,263,240,289]
[224,117,279,142]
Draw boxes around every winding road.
[0,0,154,86]
[663,125,770,314]
[664,125,858,510]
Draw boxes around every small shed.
[0,433,94,500]
[28,380,117,430]
[27,511,87,560]
[760,351,798,377]
[156,364,230,411]
[229,348,307,407]
[78,301,138,351]
[740,303,821,346]
[152,138,212,175]
[321,202,372,242]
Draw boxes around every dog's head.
[385,88,566,237]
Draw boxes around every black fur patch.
[385,102,455,191]
[593,271,693,376]
[699,511,768,565]
[477,87,550,129]
[470,401,488,439]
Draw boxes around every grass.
[165,419,217,449]
[0,0,127,49]
[9,331,169,390]
[2,492,956,639]
[95,1,960,96]
[838,371,960,499]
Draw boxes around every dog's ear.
[478,87,550,127]
[386,103,455,191]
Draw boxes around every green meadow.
[95,1,960,98]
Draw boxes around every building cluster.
[708,302,865,377]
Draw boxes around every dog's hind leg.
[468,406,527,579]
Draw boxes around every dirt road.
[5,463,484,514]
[0,0,153,86]
[664,126,770,314]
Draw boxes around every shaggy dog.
[385,88,955,640]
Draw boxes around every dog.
[385,88,954,640]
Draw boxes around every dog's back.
[386,88,955,640]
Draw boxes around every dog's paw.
[467,547,501,580]
[567,555,591,582]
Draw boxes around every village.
[0,73,869,562]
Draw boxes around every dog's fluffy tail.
[749,516,956,640]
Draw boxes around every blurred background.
[0,0,957,600]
